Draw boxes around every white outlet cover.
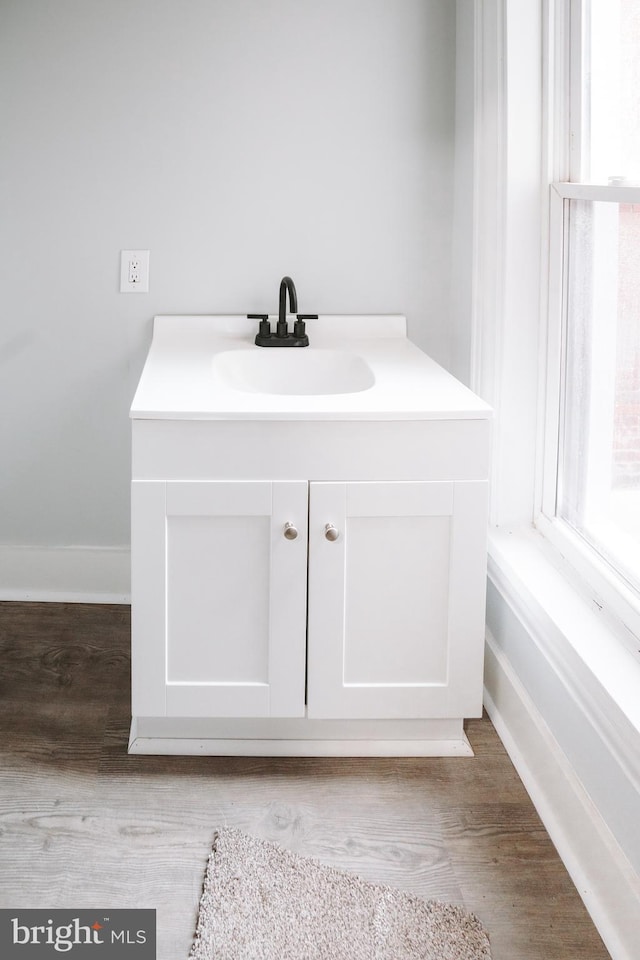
[120,250,150,293]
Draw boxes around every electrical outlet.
[120,250,150,293]
[128,256,141,284]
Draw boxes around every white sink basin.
[211,348,376,396]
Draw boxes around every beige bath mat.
[190,827,492,960]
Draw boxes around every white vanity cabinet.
[132,476,487,728]
[129,315,492,756]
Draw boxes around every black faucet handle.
[248,314,271,340]
[296,314,318,321]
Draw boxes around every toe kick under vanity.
[128,314,492,757]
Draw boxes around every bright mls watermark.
[0,911,155,958]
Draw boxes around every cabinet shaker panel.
[166,513,271,685]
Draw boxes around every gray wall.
[0,0,457,551]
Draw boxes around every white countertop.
[130,315,493,421]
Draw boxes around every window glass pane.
[584,0,640,183]
[560,199,640,592]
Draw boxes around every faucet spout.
[278,276,298,336]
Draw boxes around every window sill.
[487,524,640,744]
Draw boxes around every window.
[541,0,640,632]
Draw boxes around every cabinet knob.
[324,523,339,542]
[283,522,298,540]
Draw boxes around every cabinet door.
[306,481,488,719]
[131,480,307,719]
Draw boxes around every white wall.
[0,0,456,561]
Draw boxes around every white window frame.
[471,0,640,660]
[536,0,640,650]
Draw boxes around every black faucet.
[277,276,298,337]
[249,276,316,347]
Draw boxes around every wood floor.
[0,602,610,960]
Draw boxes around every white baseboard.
[0,545,130,603]
[484,633,640,960]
